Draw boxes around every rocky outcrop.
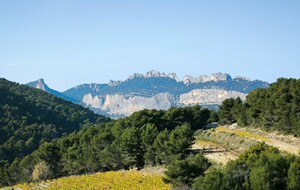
[83,93,175,117]
[183,73,232,85]
[35,79,47,90]
[27,78,48,91]
[108,80,122,86]
[128,70,180,82]
[82,93,102,108]
[82,89,247,117]
[179,89,247,105]
[28,71,269,118]
[27,79,78,103]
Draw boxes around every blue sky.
[0,0,300,91]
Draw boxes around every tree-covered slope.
[246,78,300,135]
[0,78,109,165]
[0,105,213,186]
[2,77,299,189]
[218,78,300,136]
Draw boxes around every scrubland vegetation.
[9,169,171,190]
[1,78,300,189]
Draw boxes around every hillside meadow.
[6,169,171,190]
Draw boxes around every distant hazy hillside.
[27,71,268,118]
[0,78,108,164]
[64,70,267,98]
[27,79,78,103]
[63,70,268,117]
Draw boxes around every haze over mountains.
[27,70,269,118]
[27,79,79,103]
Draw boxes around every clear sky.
[1,0,300,91]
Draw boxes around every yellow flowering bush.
[8,170,171,190]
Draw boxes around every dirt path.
[193,124,300,165]
[217,124,300,155]
[192,140,238,165]
[266,138,300,154]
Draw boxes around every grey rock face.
[128,70,180,82]
[83,93,175,117]
[27,78,47,91]
[27,70,269,118]
[183,72,232,85]
[82,93,103,108]
[27,79,78,103]
[179,89,246,105]
[81,88,247,118]
[35,79,47,90]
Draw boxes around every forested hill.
[0,105,214,186]
[0,78,109,165]
[219,78,300,136]
[1,78,300,189]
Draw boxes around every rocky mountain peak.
[128,70,180,81]
[167,73,180,82]
[211,72,232,81]
[233,76,251,81]
[183,72,232,85]
[108,80,122,86]
[36,79,46,91]
[145,70,162,77]
[26,78,48,91]
[28,71,269,118]
[27,79,79,103]
[115,71,236,85]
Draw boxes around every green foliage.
[153,124,194,165]
[164,154,210,187]
[218,78,300,136]
[36,142,63,178]
[141,123,159,148]
[167,124,194,156]
[1,104,212,187]
[192,143,298,190]
[153,129,170,165]
[119,127,143,168]
[141,124,159,166]
[162,105,211,131]
[248,78,300,135]
[218,97,247,126]
[219,98,236,125]
[3,77,300,190]
[249,151,289,190]
[222,160,251,190]
[0,78,109,166]
[193,168,224,190]
[209,109,219,123]
[288,157,300,190]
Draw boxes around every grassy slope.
[194,123,300,165]
[6,168,171,190]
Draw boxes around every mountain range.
[27,70,269,118]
